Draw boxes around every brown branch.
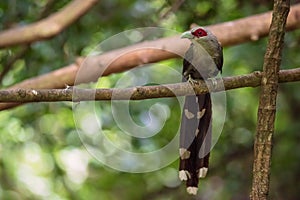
[0,68,299,103]
[250,1,290,200]
[192,3,300,46]
[54,3,300,85]
[0,0,58,83]
[4,4,300,86]
[0,0,99,48]
[1,4,300,110]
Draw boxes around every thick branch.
[250,1,290,200]
[3,4,300,88]
[0,0,99,48]
[0,69,299,103]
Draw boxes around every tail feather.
[179,93,212,194]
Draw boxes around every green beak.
[181,31,194,39]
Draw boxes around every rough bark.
[0,68,298,103]
[250,0,290,199]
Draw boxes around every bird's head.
[181,26,222,56]
[181,27,216,45]
[181,26,223,73]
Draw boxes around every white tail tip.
[198,167,208,178]
[187,187,198,195]
[179,170,190,181]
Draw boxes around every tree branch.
[159,0,186,20]
[192,3,300,46]
[1,4,300,110]
[0,0,58,83]
[0,68,299,103]
[0,0,99,48]
[3,4,300,88]
[250,1,290,200]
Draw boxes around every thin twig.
[0,45,30,83]
[159,0,186,20]
[39,0,56,18]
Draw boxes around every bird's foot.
[64,84,73,90]
[209,77,218,90]
[187,75,198,86]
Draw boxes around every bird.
[178,27,223,195]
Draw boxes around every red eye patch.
[191,28,207,38]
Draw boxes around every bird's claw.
[64,84,73,90]
[210,78,218,90]
[187,75,198,86]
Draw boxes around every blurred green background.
[1,0,300,199]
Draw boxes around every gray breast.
[190,44,219,79]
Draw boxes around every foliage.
[0,0,300,199]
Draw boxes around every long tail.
[179,93,212,195]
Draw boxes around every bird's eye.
[192,28,207,38]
